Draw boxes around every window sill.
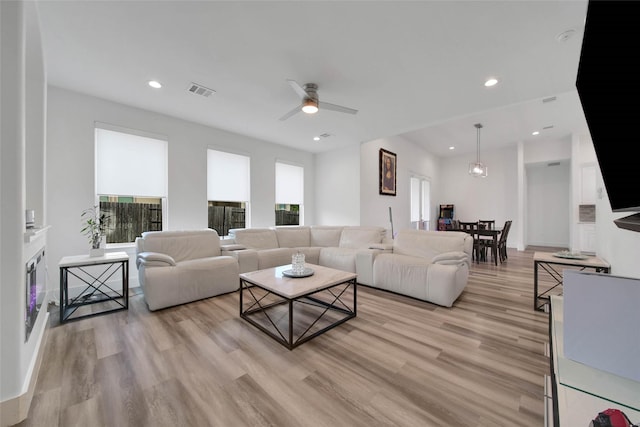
[106,242,136,250]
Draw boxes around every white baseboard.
[0,312,49,427]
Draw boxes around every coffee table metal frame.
[239,264,357,350]
[533,251,610,312]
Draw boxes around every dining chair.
[498,220,512,263]
[477,220,496,261]
[458,221,482,262]
[478,220,495,230]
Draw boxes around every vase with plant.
[81,205,110,256]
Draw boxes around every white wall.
[46,86,316,292]
[315,144,360,225]
[440,146,519,245]
[1,0,49,416]
[524,136,572,165]
[526,161,570,247]
[359,136,440,234]
[523,136,572,249]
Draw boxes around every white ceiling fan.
[279,79,358,121]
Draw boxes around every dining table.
[448,228,502,266]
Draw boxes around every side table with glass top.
[533,251,610,312]
[547,295,640,426]
[59,251,129,323]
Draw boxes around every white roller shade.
[410,177,420,222]
[207,150,250,202]
[96,128,167,197]
[422,179,431,221]
[276,162,303,204]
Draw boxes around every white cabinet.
[581,164,596,204]
[578,223,596,254]
[578,164,596,254]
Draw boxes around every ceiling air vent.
[319,133,332,138]
[542,96,557,103]
[187,82,215,98]
[548,162,561,167]
[543,125,555,130]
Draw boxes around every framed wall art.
[379,148,396,196]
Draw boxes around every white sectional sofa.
[222,225,389,286]
[223,226,472,307]
[134,226,473,310]
[135,229,239,311]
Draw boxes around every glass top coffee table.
[239,263,357,350]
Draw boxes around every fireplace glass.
[25,248,46,342]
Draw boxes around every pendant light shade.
[469,123,488,178]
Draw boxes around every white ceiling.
[36,0,590,157]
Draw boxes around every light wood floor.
[19,247,555,427]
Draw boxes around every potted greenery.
[81,205,110,256]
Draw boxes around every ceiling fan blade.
[318,101,358,115]
[279,104,302,121]
[286,79,309,100]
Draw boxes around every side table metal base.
[533,252,610,312]
[59,252,129,323]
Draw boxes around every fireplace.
[25,248,46,342]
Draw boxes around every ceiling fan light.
[302,99,319,114]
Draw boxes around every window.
[208,149,250,235]
[410,176,431,230]
[95,126,168,243]
[275,162,303,226]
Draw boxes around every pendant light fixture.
[469,123,488,177]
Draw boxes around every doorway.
[526,161,570,248]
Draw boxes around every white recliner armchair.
[135,229,239,311]
[372,230,473,307]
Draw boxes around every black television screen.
[576,0,640,230]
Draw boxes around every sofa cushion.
[319,247,357,273]
[257,248,296,270]
[295,247,321,265]
[373,253,431,299]
[339,226,385,249]
[310,226,344,247]
[274,226,310,248]
[140,229,221,263]
[393,230,468,259]
[142,255,239,311]
[372,252,468,307]
[230,228,279,250]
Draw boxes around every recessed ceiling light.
[313,136,320,141]
[532,131,540,136]
[484,78,498,87]
[449,146,455,150]
[148,80,162,89]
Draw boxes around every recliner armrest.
[369,243,393,250]
[137,251,177,268]
[220,243,246,251]
[431,251,469,266]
